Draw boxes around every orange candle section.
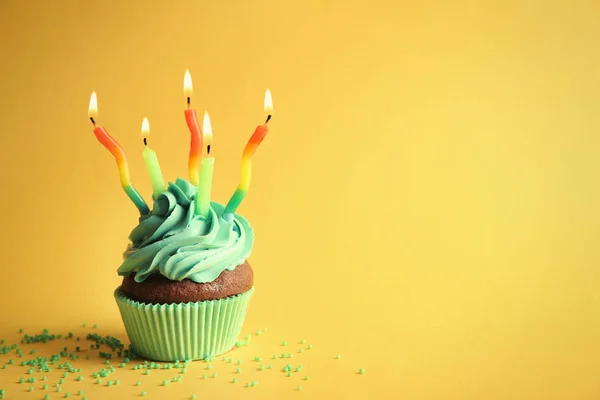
[184,70,203,186]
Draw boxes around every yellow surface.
[1,1,600,399]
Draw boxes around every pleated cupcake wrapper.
[114,287,253,362]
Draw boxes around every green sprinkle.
[297,385,303,391]
[287,371,293,377]
[18,378,24,383]
[83,397,88,400]
[206,364,212,370]
[299,349,304,353]
[43,384,48,389]
[124,358,130,363]
[236,360,242,365]
[282,341,287,346]
[308,344,313,349]
[259,364,265,371]
[182,368,187,373]
[30,349,36,354]
[232,378,238,383]
[19,328,23,333]
[65,393,70,398]
[77,375,83,381]
[162,380,169,386]
[295,367,301,372]
[191,395,197,400]
[2,365,5,369]
[29,386,34,392]
[335,354,341,359]
[96,379,102,385]
[57,387,62,393]
[107,381,113,387]
[273,354,278,359]
[45,395,51,400]
[304,375,310,380]
[267,364,272,369]
[141,392,147,397]
[246,383,251,388]
[359,368,365,374]
[201,374,206,379]
[93,324,98,329]
[281,353,286,358]
[78,390,83,396]
[135,381,141,386]
[115,380,120,385]
[211,373,217,378]
[145,370,150,375]
[252,381,258,387]
[236,368,241,373]
[300,339,306,344]
[227,358,232,363]
[59,379,65,384]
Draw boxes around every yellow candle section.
[141,118,165,198]
[195,112,214,218]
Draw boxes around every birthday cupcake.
[114,178,255,361]
[97,73,273,362]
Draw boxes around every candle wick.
[90,117,96,127]
[187,97,191,107]
[143,137,147,146]
[265,114,272,124]
[207,145,211,155]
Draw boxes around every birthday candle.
[183,70,203,186]
[195,112,215,218]
[224,89,273,216]
[140,118,165,198]
[88,92,150,215]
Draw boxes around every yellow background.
[1,1,600,399]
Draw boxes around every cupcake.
[114,178,255,361]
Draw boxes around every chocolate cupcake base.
[121,261,254,304]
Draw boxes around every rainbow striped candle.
[224,89,273,216]
[88,92,150,216]
[183,70,203,186]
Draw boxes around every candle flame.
[88,91,98,118]
[141,117,150,138]
[203,111,213,141]
[264,89,273,114]
[184,69,193,98]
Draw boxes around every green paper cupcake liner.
[114,286,253,361]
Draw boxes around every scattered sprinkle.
[259,364,265,371]
[273,354,278,359]
[301,339,306,344]
[141,392,147,397]
[206,364,212,370]
[236,360,242,365]
[236,368,242,374]
[162,380,169,386]
[211,372,217,378]
[201,374,206,379]
[135,381,141,386]
[359,368,365,374]
[43,385,48,389]
[232,378,238,383]
[65,393,70,398]
[308,344,313,349]
[252,381,258,387]
[335,354,341,359]
[246,383,251,388]
[191,395,196,400]
[267,364,272,369]
[282,341,287,346]
[93,325,98,329]
[29,386,34,392]
[298,385,303,391]
[257,330,262,335]
[304,375,310,380]
[287,372,293,377]
[299,349,304,353]
[78,390,83,396]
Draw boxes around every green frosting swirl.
[117,178,253,283]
